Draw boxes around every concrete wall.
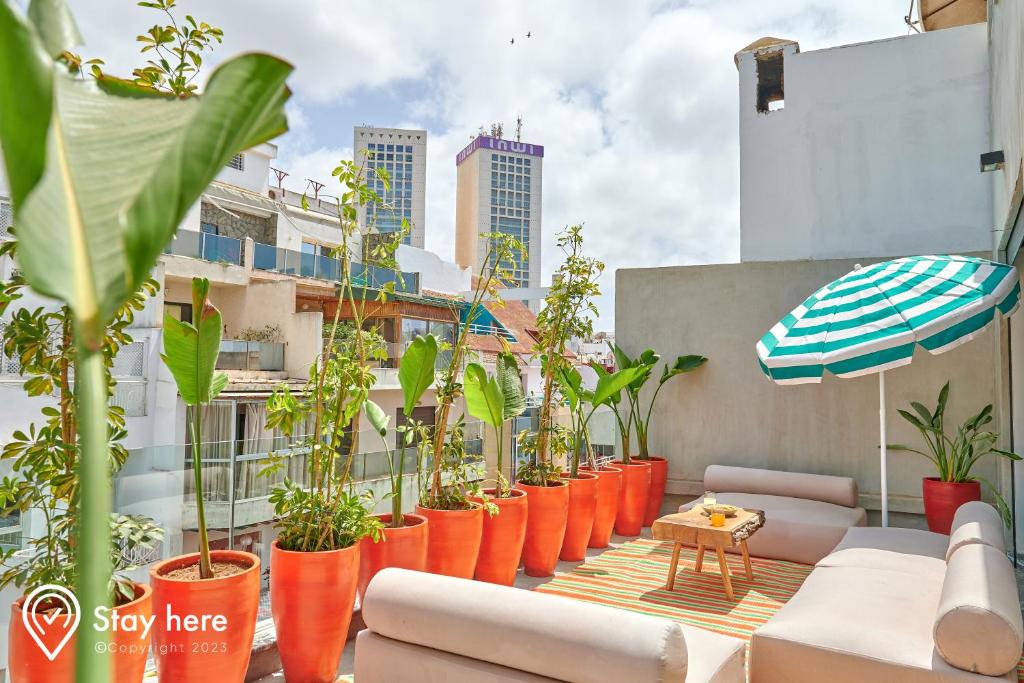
[214,142,275,193]
[398,244,471,294]
[454,151,482,271]
[738,24,992,262]
[990,0,1024,250]
[616,257,1006,517]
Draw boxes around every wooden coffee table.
[651,506,765,600]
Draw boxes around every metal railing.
[252,242,419,294]
[465,322,516,342]
[216,340,285,372]
[165,230,243,265]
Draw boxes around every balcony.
[215,340,285,372]
[252,242,419,294]
[165,230,243,265]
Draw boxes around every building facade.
[454,135,543,292]
[354,126,427,248]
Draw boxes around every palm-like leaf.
[161,279,227,406]
[464,362,503,430]
[496,351,526,420]
[660,354,708,384]
[593,366,643,407]
[398,334,437,417]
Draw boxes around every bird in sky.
[510,37,514,45]
[527,31,531,38]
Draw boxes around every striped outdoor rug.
[534,538,1024,681]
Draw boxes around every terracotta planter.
[922,477,981,534]
[582,465,622,549]
[642,456,669,527]
[614,460,651,536]
[559,472,599,561]
[358,513,428,601]
[151,550,260,683]
[516,481,569,577]
[474,488,528,585]
[414,503,483,578]
[271,540,359,683]
[8,583,152,683]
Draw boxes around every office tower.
[354,127,427,248]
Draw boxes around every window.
[166,302,193,325]
[0,199,10,241]
[200,221,219,235]
[756,51,785,113]
[226,153,245,171]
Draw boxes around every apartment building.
[354,126,427,249]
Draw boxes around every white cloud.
[66,0,909,326]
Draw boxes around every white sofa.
[751,501,1023,682]
[681,465,867,564]
[354,568,746,682]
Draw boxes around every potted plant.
[889,381,1020,533]
[613,345,708,526]
[151,278,263,681]
[414,233,523,578]
[0,2,291,677]
[520,225,602,575]
[463,351,529,585]
[359,334,438,599]
[555,364,641,561]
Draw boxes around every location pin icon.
[22,584,81,661]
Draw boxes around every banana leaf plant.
[366,334,438,528]
[558,364,643,477]
[888,381,1021,525]
[0,1,291,677]
[161,278,229,578]
[464,351,527,497]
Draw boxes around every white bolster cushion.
[933,543,1023,676]
[946,501,1007,561]
[362,568,687,683]
[704,465,858,508]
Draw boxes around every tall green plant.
[888,381,1021,525]
[0,1,291,677]
[161,278,229,578]
[464,351,526,497]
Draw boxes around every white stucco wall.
[214,142,275,193]
[739,23,992,262]
[990,0,1024,252]
[397,244,472,294]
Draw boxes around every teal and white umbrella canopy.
[756,255,1021,525]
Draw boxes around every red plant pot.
[516,481,569,577]
[614,460,651,536]
[150,550,260,683]
[271,540,359,683]
[642,456,669,527]
[415,504,483,578]
[583,465,622,549]
[8,583,152,683]
[559,472,599,562]
[474,488,528,586]
[358,513,428,602]
[922,477,981,534]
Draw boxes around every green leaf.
[365,399,389,437]
[160,278,223,406]
[660,354,708,384]
[0,17,292,344]
[496,351,526,420]
[609,341,633,372]
[464,362,503,430]
[555,365,582,411]
[27,0,82,58]
[398,334,437,416]
[593,366,643,407]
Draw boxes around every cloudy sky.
[71,0,911,327]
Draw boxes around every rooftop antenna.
[515,115,523,142]
[306,178,325,201]
[271,167,289,191]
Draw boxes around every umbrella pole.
[880,370,889,527]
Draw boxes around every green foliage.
[269,482,381,550]
[464,352,525,496]
[419,415,495,514]
[516,426,568,487]
[889,381,1021,526]
[323,321,387,362]
[131,0,224,97]
[399,335,438,416]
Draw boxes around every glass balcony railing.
[216,340,285,372]
[165,230,243,265]
[252,242,419,294]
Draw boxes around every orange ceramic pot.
[583,465,622,548]
[150,550,260,683]
[415,503,483,578]
[614,460,651,536]
[271,540,359,683]
[358,513,428,601]
[516,481,569,577]
[474,488,528,585]
[642,456,669,527]
[559,472,599,561]
[8,583,152,683]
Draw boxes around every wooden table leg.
[695,544,705,572]
[740,539,753,580]
[666,543,682,590]
[715,544,735,601]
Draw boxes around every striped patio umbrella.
[756,255,1021,525]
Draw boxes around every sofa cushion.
[681,492,866,564]
[362,568,689,683]
[933,543,1023,676]
[676,624,746,683]
[704,465,859,508]
[751,565,1013,682]
[946,501,1006,561]
[818,526,949,574]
